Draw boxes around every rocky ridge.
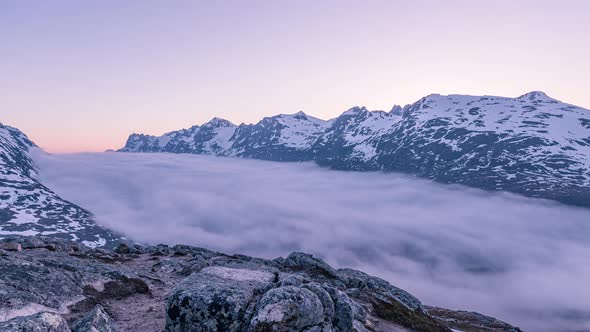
[0,236,522,332]
[0,123,124,248]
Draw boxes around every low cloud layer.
[33,152,590,331]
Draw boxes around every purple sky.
[2,0,589,152]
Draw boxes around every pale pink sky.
[1,0,589,153]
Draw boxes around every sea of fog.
[33,151,590,331]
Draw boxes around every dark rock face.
[118,92,590,208]
[0,236,523,331]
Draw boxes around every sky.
[2,0,589,153]
[34,151,590,331]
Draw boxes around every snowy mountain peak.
[0,123,37,178]
[390,105,403,115]
[292,111,308,120]
[342,106,368,116]
[1,122,123,247]
[203,117,235,128]
[276,111,308,120]
[119,92,590,207]
[517,91,555,102]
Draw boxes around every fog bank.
[34,152,590,331]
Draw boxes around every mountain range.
[119,91,590,207]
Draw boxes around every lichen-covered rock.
[0,312,70,332]
[302,283,335,320]
[337,268,423,311]
[249,286,324,331]
[278,273,307,287]
[426,306,524,332]
[165,266,276,332]
[325,287,359,332]
[71,304,118,332]
[277,252,339,279]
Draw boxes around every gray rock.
[426,306,524,332]
[0,312,70,332]
[249,286,324,331]
[278,273,307,287]
[151,258,185,274]
[279,252,338,279]
[0,236,520,332]
[302,283,335,320]
[113,243,130,254]
[325,288,355,332]
[177,255,210,276]
[72,305,118,332]
[337,268,423,311]
[0,242,22,251]
[165,266,276,332]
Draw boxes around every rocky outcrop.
[426,307,523,332]
[0,236,522,331]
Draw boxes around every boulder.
[165,266,276,332]
[0,312,70,332]
[71,304,118,332]
[249,286,324,331]
[278,253,338,279]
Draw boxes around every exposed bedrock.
[0,237,522,332]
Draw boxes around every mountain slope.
[118,92,590,207]
[0,122,122,247]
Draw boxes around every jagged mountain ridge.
[0,123,123,247]
[122,111,333,161]
[119,91,590,207]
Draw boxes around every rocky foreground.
[0,237,522,332]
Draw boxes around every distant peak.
[342,106,368,116]
[517,91,553,101]
[204,117,235,127]
[274,111,305,120]
[291,111,308,120]
[273,111,327,123]
[390,105,403,115]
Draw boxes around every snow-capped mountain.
[119,92,590,207]
[0,123,122,247]
[120,111,332,161]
